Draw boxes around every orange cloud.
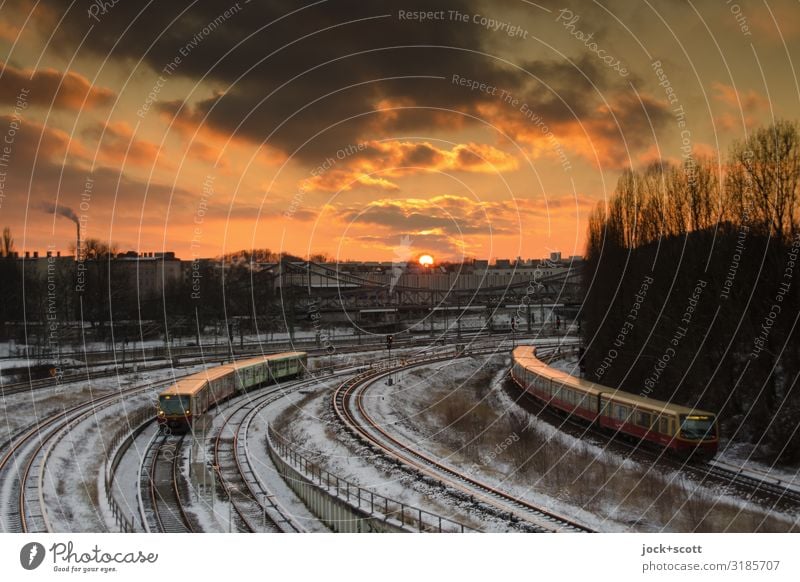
[304,140,518,192]
[82,121,166,168]
[0,20,19,41]
[0,60,115,110]
[326,193,596,259]
[712,82,770,132]
[0,114,90,163]
[156,99,286,170]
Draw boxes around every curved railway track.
[126,344,465,532]
[140,434,195,533]
[698,460,800,505]
[138,374,348,533]
[211,381,314,533]
[0,331,540,398]
[0,378,174,532]
[332,346,594,533]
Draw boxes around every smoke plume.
[40,202,79,224]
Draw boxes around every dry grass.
[400,358,798,532]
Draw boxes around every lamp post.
[511,317,517,348]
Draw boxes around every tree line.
[582,120,800,463]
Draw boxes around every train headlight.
[158,410,165,416]
[185,410,191,414]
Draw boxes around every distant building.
[113,252,182,296]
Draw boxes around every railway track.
[208,343,521,533]
[0,331,563,399]
[125,343,466,532]
[138,374,343,533]
[140,434,195,533]
[332,347,594,533]
[0,378,174,533]
[693,459,800,506]
[211,381,313,533]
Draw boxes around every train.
[510,346,719,458]
[157,351,307,431]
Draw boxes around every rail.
[333,347,594,533]
[267,425,474,533]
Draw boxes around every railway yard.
[1,334,799,533]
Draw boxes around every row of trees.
[583,121,800,463]
[588,119,799,251]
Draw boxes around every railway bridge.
[273,260,584,327]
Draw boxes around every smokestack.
[76,222,81,262]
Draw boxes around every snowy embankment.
[359,355,798,532]
[270,372,525,532]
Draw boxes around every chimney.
[76,223,81,262]
[33,251,39,258]
[46,250,52,258]
[25,251,30,258]
[57,251,61,257]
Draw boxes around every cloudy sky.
[0,0,797,262]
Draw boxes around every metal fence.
[267,425,474,533]
[103,408,153,532]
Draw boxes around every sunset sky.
[1,0,797,262]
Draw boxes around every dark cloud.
[20,0,650,164]
[337,195,518,237]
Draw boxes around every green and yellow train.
[157,352,307,431]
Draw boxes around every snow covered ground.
[547,354,800,506]
[715,441,800,493]
[41,391,156,531]
[0,363,212,449]
[270,374,526,532]
[173,381,333,533]
[357,355,798,532]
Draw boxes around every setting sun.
[419,254,434,267]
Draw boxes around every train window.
[614,405,628,421]
[635,411,651,428]
[659,417,671,434]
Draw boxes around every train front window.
[680,415,715,440]
[159,395,190,415]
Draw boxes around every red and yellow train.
[157,352,307,431]
[511,346,718,458]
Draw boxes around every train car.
[511,348,604,423]
[157,351,307,431]
[598,391,718,457]
[510,346,718,458]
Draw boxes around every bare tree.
[729,120,800,238]
[1,227,13,257]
